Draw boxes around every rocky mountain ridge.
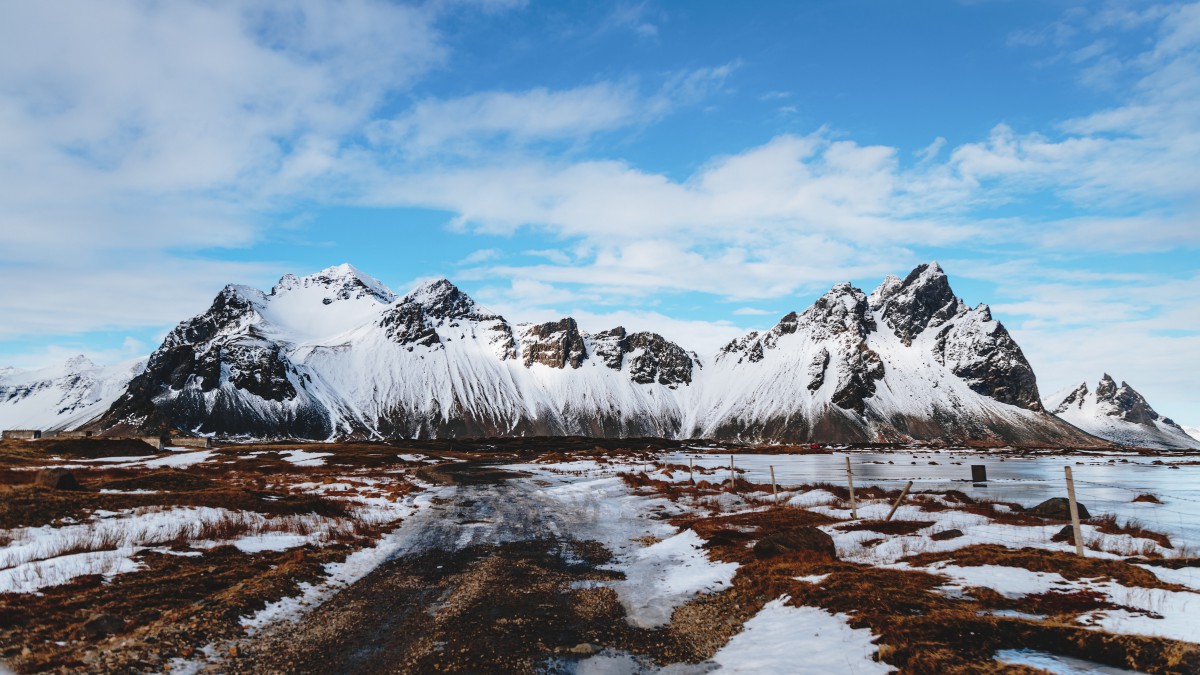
[0,262,1181,448]
[1048,375,1198,449]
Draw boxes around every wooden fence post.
[729,455,735,493]
[770,465,778,506]
[1065,466,1085,557]
[885,481,913,522]
[845,456,858,520]
[689,457,694,486]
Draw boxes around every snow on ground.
[896,561,1200,644]
[33,449,218,471]
[1137,564,1200,591]
[710,596,890,674]
[618,530,738,628]
[511,460,740,628]
[805,498,1172,565]
[279,449,333,467]
[241,490,435,632]
[0,505,380,594]
[0,548,143,594]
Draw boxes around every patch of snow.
[0,547,143,594]
[794,574,829,584]
[280,449,333,467]
[710,597,891,673]
[618,529,739,628]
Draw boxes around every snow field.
[0,506,390,594]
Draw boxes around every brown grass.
[900,544,1184,590]
[1089,514,1173,549]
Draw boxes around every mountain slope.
[100,265,698,439]
[686,264,1097,446]
[80,261,1109,445]
[1047,375,1198,450]
[0,356,146,431]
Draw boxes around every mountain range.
[2,262,1195,449]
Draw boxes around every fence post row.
[1064,466,1086,557]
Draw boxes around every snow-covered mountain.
[100,265,699,439]
[87,261,1105,446]
[1184,426,1200,443]
[684,263,1095,446]
[1047,375,1198,450]
[0,355,146,431]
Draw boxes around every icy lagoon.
[664,450,1200,547]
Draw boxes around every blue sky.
[1,0,1197,423]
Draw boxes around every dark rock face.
[1097,375,1160,425]
[1053,383,1091,412]
[830,342,885,414]
[1029,497,1090,520]
[381,279,516,358]
[98,283,334,438]
[873,262,962,346]
[933,308,1043,412]
[522,319,588,369]
[753,527,837,560]
[871,263,1043,412]
[804,284,884,413]
[102,286,285,430]
[380,303,441,348]
[589,327,695,386]
[806,348,829,392]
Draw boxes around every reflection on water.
[662,450,1200,548]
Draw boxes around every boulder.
[930,529,963,541]
[81,613,124,639]
[34,469,82,491]
[1051,525,1081,546]
[753,527,837,560]
[1029,497,1090,520]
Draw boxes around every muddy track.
[228,463,722,674]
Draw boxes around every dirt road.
[228,462,724,674]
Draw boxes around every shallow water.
[661,449,1200,548]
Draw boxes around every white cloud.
[0,0,447,338]
[371,82,641,155]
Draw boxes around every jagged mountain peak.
[872,261,967,345]
[272,263,395,304]
[1048,376,1194,449]
[64,354,95,371]
[399,278,496,321]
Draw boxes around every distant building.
[2,429,42,440]
[170,437,214,449]
[139,436,166,451]
[40,430,94,439]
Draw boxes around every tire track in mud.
[228,463,733,674]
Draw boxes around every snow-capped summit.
[686,263,1090,445]
[271,263,395,305]
[78,261,1108,445]
[0,356,146,431]
[1048,376,1197,449]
